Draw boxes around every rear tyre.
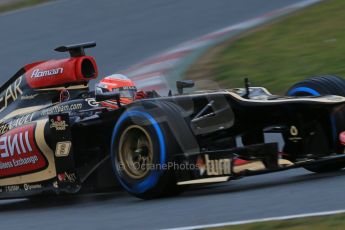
[111,101,197,199]
[286,75,345,173]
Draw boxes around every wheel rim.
[118,125,154,179]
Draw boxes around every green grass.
[210,213,345,230]
[188,0,345,94]
[0,0,49,14]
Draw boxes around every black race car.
[1,42,345,199]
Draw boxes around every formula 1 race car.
[1,42,345,200]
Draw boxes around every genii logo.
[0,124,47,178]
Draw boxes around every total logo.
[196,154,231,176]
[31,68,63,78]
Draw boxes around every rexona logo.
[0,124,47,178]
[196,154,231,176]
[31,68,63,78]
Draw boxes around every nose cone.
[339,131,345,146]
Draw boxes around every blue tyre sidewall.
[111,110,166,194]
[287,86,320,96]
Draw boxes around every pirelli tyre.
[286,75,345,97]
[286,75,345,173]
[110,100,198,199]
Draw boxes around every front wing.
[173,143,345,185]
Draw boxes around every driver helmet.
[96,74,137,105]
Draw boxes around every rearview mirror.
[176,80,195,94]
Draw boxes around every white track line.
[166,209,345,230]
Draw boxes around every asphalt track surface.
[1,0,301,84]
[1,0,343,229]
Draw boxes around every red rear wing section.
[24,56,98,89]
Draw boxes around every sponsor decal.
[122,86,137,90]
[41,103,83,116]
[289,125,302,142]
[59,90,70,102]
[197,154,231,176]
[85,98,99,107]
[0,76,23,113]
[0,113,34,135]
[53,181,58,189]
[0,124,9,135]
[5,185,20,192]
[23,183,42,191]
[0,124,47,178]
[21,94,38,100]
[8,113,34,130]
[50,116,68,131]
[2,183,43,192]
[55,141,71,157]
[57,172,77,183]
[290,126,298,136]
[31,68,63,78]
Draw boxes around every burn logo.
[197,154,231,176]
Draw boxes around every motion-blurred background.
[1,1,344,230]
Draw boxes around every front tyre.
[286,75,345,97]
[286,75,345,173]
[111,109,181,199]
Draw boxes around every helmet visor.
[113,86,137,100]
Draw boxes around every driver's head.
[96,74,137,105]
